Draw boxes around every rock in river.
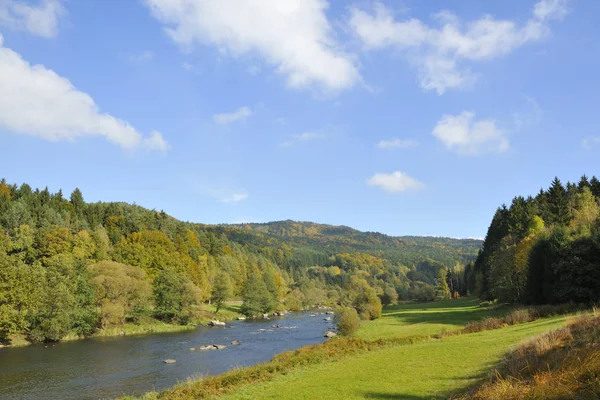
[163,359,176,364]
[209,320,226,327]
[324,331,337,338]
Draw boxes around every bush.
[334,307,361,336]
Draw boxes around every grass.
[356,297,510,340]
[455,313,600,399]
[219,317,567,400]
[121,298,589,400]
[199,303,243,324]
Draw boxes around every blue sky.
[0,0,598,238]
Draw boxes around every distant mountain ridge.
[205,219,482,268]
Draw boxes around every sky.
[0,0,599,239]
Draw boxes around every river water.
[0,312,332,400]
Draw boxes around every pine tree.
[590,176,600,199]
[578,175,591,190]
[546,177,570,226]
[70,188,85,215]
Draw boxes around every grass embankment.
[455,312,600,400]
[121,299,589,400]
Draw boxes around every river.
[0,312,332,400]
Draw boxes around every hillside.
[0,178,480,345]
[208,220,481,268]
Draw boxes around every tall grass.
[454,313,600,399]
[461,303,586,335]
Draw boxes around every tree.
[380,285,398,307]
[547,177,570,226]
[334,307,360,336]
[241,273,276,317]
[590,176,600,199]
[153,269,202,324]
[570,187,599,236]
[350,277,382,320]
[70,188,85,215]
[89,261,152,328]
[211,272,232,313]
[435,268,451,300]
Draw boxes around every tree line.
[468,175,600,305]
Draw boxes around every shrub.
[334,307,361,336]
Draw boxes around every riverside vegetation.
[0,178,479,346]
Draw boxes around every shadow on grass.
[363,393,438,399]
[362,363,495,400]
[380,298,512,328]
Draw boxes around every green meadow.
[356,298,509,340]
[140,298,574,400]
[222,316,565,400]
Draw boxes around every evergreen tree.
[70,188,85,215]
[547,177,570,226]
[590,176,600,199]
[578,175,591,190]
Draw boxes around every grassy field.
[356,298,509,340]
[222,316,566,400]
[127,299,576,400]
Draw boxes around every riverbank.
[122,299,591,400]
[1,304,244,348]
[0,311,327,400]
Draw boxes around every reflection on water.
[0,312,332,400]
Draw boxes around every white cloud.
[377,138,418,149]
[220,193,248,204]
[0,34,168,151]
[432,111,508,156]
[143,130,170,151]
[534,0,569,21]
[280,131,323,147]
[129,50,154,63]
[213,106,253,125]
[367,171,424,193]
[582,136,600,150]
[349,0,568,94]
[0,0,65,38]
[144,0,359,91]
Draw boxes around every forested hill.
[470,175,600,305]
[0,178,480,345]
[208,220,481,268]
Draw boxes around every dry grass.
[460,303,586,335]
[454,314,600,400]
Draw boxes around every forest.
[469,175,600,305]
[0,179,478,345]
